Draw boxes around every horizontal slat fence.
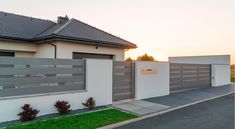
[113,61,135,101]
[0,57,86,97]
[170,63,211,93]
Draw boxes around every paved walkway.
[113,100,170,115]
[113,85,234,116]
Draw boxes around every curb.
[98,92,234,129]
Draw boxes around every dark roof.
[0,11,137,48]
[0,12,54,39]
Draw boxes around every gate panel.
[170,63,211,93]
[113,61,135,101]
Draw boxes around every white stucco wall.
[34,43,55,58]
[15,52,35,57]
[0,40,126,60]
[55,41,125,61]
[0,40,37,52]
[169,55,230,65]
[211,65,231,87]
[0,59,113,123]
[135,61,170,100]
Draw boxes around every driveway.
[112,85,234,116]
[145,84,234,107]
[115,94,235,129]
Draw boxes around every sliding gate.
[170,63,211,93]
[113,61,135,101]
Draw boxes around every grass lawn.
[4,108,137,129]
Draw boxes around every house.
[0,12,231,124]
[0,11,137,60]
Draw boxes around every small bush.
[137,53,155,61]
[17,104,39,122]
[54,100,71,115]
[82,97,96,110]
[125,57,134,61]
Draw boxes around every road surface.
[115,94,235,129]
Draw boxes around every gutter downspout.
[47,42,57,59]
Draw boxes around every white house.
[0,11,137,60]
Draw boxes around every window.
[0,52,15,57]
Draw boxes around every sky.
[0,0,234,64]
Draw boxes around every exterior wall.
[0,40,126,60]
[15,52,34,57]
[0,40,37,52]
[55,41,125,61]
[211,65,231,87]
[0,59,113,123]
[135,61,170,100]
[34,43,55,58]
[169,55,230,65]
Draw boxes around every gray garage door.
[113,61,135,101]
[170,63,211,93]
[73,52,114,60]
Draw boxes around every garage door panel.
[170,63,211,93]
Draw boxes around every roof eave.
[0,35,33,42]
[34,35,137,49]
[0,35,137,49]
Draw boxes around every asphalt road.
[115,94,235,129]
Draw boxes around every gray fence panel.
[0,57,84,65]
[0,84,84,97]
[0,67,84,75]
[170,63,211,93]
[0,57,86,98]
[0,76,84,86]
[113,61,135,101]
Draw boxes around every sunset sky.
[0,0,234,64]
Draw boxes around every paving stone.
[113,100,169,115]
[130,100,156,107]
[134,105,169,115]
[114,103,142,111]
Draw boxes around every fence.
[170,63,211,92]
[113,61,135,101]
[0,57,86,97]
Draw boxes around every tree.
[137,53,155,61]
[125,57,134,61]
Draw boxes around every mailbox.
[141,68,156,74]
